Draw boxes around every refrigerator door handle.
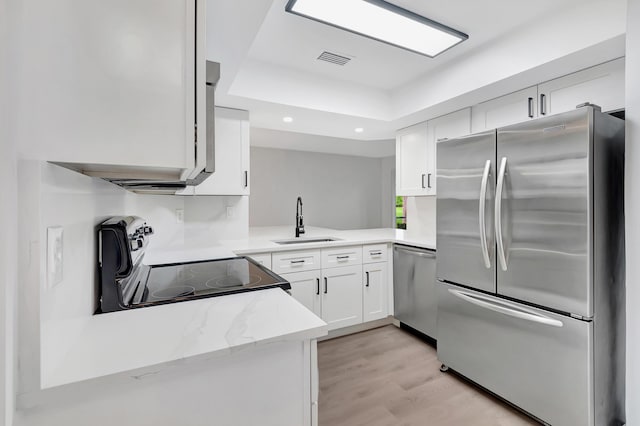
[479,160,492,269]
[495,157,508,271]
[448,289,564,328]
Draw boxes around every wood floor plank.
[318,325,538,426]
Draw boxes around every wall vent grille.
[317,51,352,66]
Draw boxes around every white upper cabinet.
[192,107,250,196]
[472,86,538,133]
[396,109,471,197]
[22,0,205,176]
[396,122,430,197]
[538,58,624,116]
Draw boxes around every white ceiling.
[207,0,626,145]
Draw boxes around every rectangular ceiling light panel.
[286,0,468,58]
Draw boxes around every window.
[395,196,406,229]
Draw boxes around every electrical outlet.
[176,208,184,224]
[226,206,234,218]
[47,226,63,288]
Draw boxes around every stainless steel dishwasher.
[393,244,437,340]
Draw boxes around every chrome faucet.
[295,196,305,238]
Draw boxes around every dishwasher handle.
[394,245,435,258]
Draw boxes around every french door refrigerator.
[436,105,625,426]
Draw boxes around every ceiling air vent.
[317,51,352,66]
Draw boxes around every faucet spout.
[295,196,305,238]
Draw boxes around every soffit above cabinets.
[208,0,626,141]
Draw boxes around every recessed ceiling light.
[283,116,293,123]
[285,0,468,58]
[355,127,364,133]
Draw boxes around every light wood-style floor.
[318,325,539,426]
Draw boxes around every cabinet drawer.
[363,244,388,264]
[272,250,321,274]
[246,253,271,269]
[321,246,363,269]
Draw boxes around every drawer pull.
[290,259,305,264]
[369,251,382,256]
[336,255,350,260]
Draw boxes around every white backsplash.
[17,161,249,396]
[405,196,437,241]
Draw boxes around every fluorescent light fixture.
[355,127,364,133]
[283,116,294,123]
[285,0,468,57]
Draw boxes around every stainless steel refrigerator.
[436,105,625,426]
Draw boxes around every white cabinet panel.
[321,246,363,269]
[272,249,321,274]
[472,86,538,133]
[363,243,389,264]
[322,265,363,330]
[363,262,388,322]
[538,58,624,116]
[396,122,430,196]
[194,107,250,195]
[281,270,322,317]
[23,0,201,170]
[246,253,271,269]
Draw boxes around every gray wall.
[250,147,394,230]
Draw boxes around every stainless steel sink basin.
[273,237,340,245]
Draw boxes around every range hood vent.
[317,51,352,66]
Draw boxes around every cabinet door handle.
[527,97,534,118]
[336,255,350,260]
[324,277,328,294]
[365,271,370,287]
[421,173,426,189]
[540,93,547,115]
[316,278,320,295]
[427,173,432,189]
[244,170,248,188]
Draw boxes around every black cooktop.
[126,257,290,309]
[97,217,290,313]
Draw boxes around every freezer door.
[437,281,593,426]
[436,131,496,293]
[393,245,437,339]
[495,108,592,317]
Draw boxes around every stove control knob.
[144,226,154,235]
[130,239,139,251]
[136,238,144,249]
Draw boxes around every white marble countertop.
[220,226,436,254]
[40,225,430,390]
[41,287,327,389]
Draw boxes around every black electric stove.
[97,216,290,313]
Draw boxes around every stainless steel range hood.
[53,61,220,195]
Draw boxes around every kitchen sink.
[273,237,340,245]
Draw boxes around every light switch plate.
[226,206,234,218]
[176,208,184,224]
[47,226,63,288]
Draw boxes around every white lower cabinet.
[281,270,322,317]
[322,265,363,330]
[246,253,271,269]
[363,262,388,322]
[275,244,390,333]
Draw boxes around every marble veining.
[41,288,327,389]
